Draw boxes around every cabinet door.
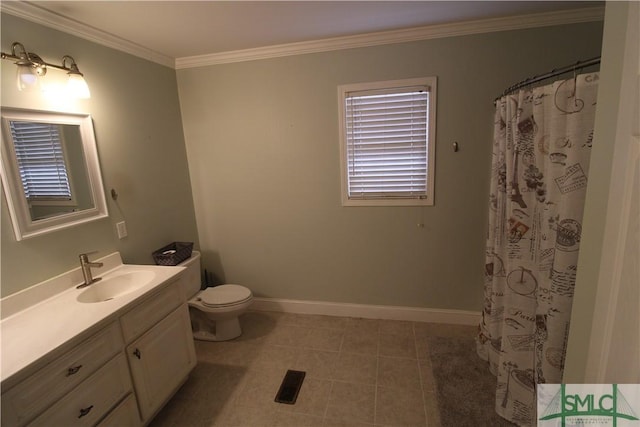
[126,305,196,423]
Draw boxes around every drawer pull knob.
[66,365,83,376]
[78,405,93,418]
[133,348,141,359]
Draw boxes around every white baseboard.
[251,297,481,325]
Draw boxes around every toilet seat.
[198,284,252,308]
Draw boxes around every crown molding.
[1,2,603,70]
[0,1,175,68]
[176,6,604,69]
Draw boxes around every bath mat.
[275,370,306,404]
[427,335,516,427]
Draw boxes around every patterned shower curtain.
[477,72,599,426]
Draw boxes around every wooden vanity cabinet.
[1,321,131,427]
[1,275,196,427]
[121,280,196,423]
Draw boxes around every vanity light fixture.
[1,41,91,98]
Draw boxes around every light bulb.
[15,63,39,91]
[67,73,90,99]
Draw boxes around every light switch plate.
[116,221,128,239]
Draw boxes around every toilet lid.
[199,284,252,307]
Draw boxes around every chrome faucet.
[77,252,103,289]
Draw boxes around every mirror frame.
[0,108,108,240]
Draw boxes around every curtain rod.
[496,56,601,100]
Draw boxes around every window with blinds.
[338,77,437,206]
[9,121,72,201]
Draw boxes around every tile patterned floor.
[149,310,479,427]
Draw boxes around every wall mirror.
[0,108,108,240]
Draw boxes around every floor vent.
[275,370,306,404]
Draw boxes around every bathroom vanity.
[0,253,196,426]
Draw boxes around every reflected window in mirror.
[1,108,108,240]
[10,120,92,220]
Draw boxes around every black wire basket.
[152,242,193,266]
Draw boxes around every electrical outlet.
[116,221,128,239]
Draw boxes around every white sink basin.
[77,270,156,303]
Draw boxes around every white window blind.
[9,121,72,200]
[339,77,436,206]
[345,87,429,200]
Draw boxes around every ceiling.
[3,1,603,67]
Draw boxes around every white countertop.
[0,255,185,384]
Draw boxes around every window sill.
[341,197,433,207]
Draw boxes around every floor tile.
[331,352,377,385]
[293,349,339,380]
[345,317,380,334]
[274,411,324,427]
[185,397,230,427]
[149,312,499,427]
[150,396,186,427]
[423,390,442,427]
[194,363,247,402]
[325,381,376,424]
[277,377,332,416]
[378,319,414,338]
[233,367,288,410]
[302,327,344,351]
[221,404,278,427]
[377,356,421,390]
[172,365,213,400]
[267,324,312,347]
[195,340,262,367]
[277,312,307,325]
[341,329,378,355]
[250,344,300,371]
[415,335,430,359]
[238,311,280,342]
[375,385,427,426]
[294,314,349,330]
[418,357,436,392]
[379,332,417,359]
[347,317,381,335]
[322,418,374,427]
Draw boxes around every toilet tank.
[177,250,202,298]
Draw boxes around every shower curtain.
[477,72,599,426]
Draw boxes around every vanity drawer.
[96,393,140,427]
[120,279,182,342]
[1,321,123,426]
[28,354,132,427]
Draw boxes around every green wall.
[0,12,604,312]
[177,21,604,311]
[1,14,199,297]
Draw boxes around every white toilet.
[178,251,253,341]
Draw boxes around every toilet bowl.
[178,251,253,341]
